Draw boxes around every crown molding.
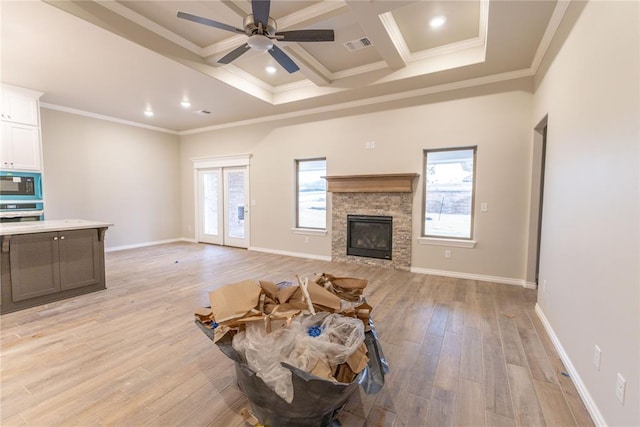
[40,103,178,134]
[99,1,203,56]
[530,0,571,74]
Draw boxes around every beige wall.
[533,1,639,425]
[40,108,182,249]
[180,79,534,283]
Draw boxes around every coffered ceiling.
[0,0,566,132]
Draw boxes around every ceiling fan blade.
[251,0,270,28]
[218,44,251,64]
[268,45,300,73]
[275,29,335,42]
[177,11,244,34]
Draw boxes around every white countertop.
[0,220,113,236]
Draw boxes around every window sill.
[418,237,477,248]
[291,228,327,236]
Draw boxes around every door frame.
[193,154,251,247]
[525,116,548,286]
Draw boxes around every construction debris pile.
[194,274,375,403]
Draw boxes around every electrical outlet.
[616,373,626,403]
[481,202,488,212]
[304,236,309,244]
[593,346,601,370]
[444,250,452,259]
[542,279,547,292]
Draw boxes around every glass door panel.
[203,172,219,236]
[198,169,223,245]
[223,168,248,248]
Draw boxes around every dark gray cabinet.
[9,231,61,301]
[1,227,107,313]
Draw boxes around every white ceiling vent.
[343,37,372,52]
[196,109,211,115]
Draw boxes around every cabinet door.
[10,232,61,301]
[58,229,101,291]
[1,91,39,125]
[1,123,41,170]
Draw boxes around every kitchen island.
[0,220,112,313]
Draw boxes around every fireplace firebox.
[347,215,392,260]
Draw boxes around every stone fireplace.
[326,174,418,270]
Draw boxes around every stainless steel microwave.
[0,171,43,201]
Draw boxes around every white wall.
[533,1,639,425]
[41,108,182,249]
[180,79,534,283]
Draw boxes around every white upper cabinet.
[1,92,39,125]
[1,123,41,170]
[0,84,43,171]
[1,86,41,126]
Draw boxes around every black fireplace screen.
[347,215,392,260]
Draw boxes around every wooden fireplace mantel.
[323,173,419,193]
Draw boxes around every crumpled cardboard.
[315,273,368,302]
[209,279,261,323]
[196,273,372,384]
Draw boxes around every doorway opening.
[526,116,548,286]
[193,155,251,249]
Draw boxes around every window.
[423,147,476,239]
[296,158,327,229]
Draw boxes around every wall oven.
[0,171,43,200]
[0,202,44,222]
[0,171,44,222]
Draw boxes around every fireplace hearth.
[347,215,392,260]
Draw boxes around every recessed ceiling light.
[429,15,447,29]
[265,66,277,74]
[144,110,154,117]
[180,100,191,108]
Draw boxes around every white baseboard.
[105,238,189,252]
[410,266,537,288]
[249,246,332,262]
[534,304,605,426]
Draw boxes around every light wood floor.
[1,242,594,426]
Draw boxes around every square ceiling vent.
[343,37,373,52]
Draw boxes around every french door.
[197,166,249,248]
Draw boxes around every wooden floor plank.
[425,387,457,427]
[482,333,515,419]
[455,379,485,427]
[534,379,577,427]
[433,331,463,392]
[459,326,483,383]
[0,243,594,427]
[507,363,547,427]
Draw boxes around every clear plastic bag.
[231,313,365,403]
[232,321,298,402]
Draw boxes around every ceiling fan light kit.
[177,0,334,74]
[247,34,273,52]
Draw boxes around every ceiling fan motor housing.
[243,15,277,37]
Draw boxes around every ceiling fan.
[177,0,335,73]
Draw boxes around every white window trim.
[291,227,328,236]
[422,146,477,242]
[418,237,477,248]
